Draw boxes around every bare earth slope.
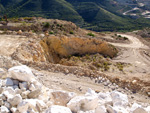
[0,34,27,56]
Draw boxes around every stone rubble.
[0,65,149,113]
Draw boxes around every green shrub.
[123,37,128,40]
[49,31,54,34]
[116,63,124,71]
[70,31,74,34]
[87,32,95,37]
[118,35,122,37]
[44,22,50,28]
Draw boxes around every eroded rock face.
[11,35,117,64]
[11,41,47,62]
[40,36,118,63]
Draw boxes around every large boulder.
[8,65,35,82]
[7,94,22,107]
[98,92,112,106]
[110,91,128,108]
[51,90,76,106]
[67,95,98,112]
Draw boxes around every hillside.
[0,0,150,31]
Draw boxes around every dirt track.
[110,34,150,73]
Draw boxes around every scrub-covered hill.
[0,0,150,31]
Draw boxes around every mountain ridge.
[0,0,150,31]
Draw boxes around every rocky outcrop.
[12,35,117,64]
[0,65,150,113]
[40,36,118,63]
[12,41,47,62]
[0,65,50,112]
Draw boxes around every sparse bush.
[49,31,54,34]
[123,37,128,40]
[118,35,122,37]
[44,22,50,28]
[87,32,95,37]
[57,24,60,27]
[116,63,124,71]
[70,31,74,34]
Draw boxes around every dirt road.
[110,34,150,73]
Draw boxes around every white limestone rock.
[17,101,29,113]
[133,107,147,113]
[3,87,16,96]
[27,89,41,99]
[0,99,4,106]
[8,65,35,82]
[130,103,142,112]
[4,101,11,109]
[39,34,45,38]
[13,80,19,86]
[3,90,13,99]
[45,105,72,113]
[111,91,128,108]
[15,88,22,94]
[24,99,37,112]
[0,86,3,93]
[8,94,22,106]
[27,109,38,113]
[51,90,76,106]
[95,105,107,113]
[19,82,28,90]
[113,106,129,113]
[0,106,9,113]
[21,90,30,99]
[0,94,7,101]
[67,95,98,112]
[78,110,95,113]
[146,106,150,113]
[0,68,7,79]
[106,105,117,113]
[10,107,17,113]
[32,80,42,90]
[85,88,97,96]
[29,83,36,91]
[5,78,14,86]
[0,79,2,86]
[13,85,19,89]
[98,92,112,106]
[36,99,47,111]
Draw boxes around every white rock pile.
[0,65,149,113]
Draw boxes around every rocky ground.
[0,17,150,112]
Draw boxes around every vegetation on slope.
[0,0,150,31]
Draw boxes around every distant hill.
[0,0,150,31]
